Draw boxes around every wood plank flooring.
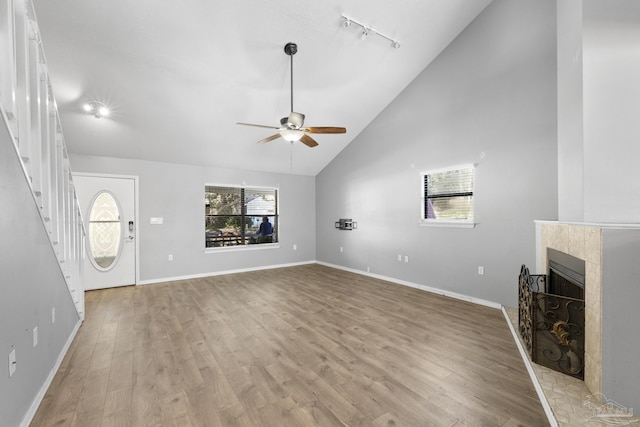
[31,264,549,426]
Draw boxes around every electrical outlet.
[478,266,485,275]
[8,349,16,377]
[397,254,402,261]
[366,266,370,273]
[293,244,297,250]
[404,255,409,263]
[340,246,343,253]
[33,327,38,348]
[168,254,173,261]
[51,307,55,324]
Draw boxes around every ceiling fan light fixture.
[280,129,304,142]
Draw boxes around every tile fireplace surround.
[534,220,640,415]
[536,222,603,396]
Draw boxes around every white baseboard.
[139,259,498,312]
[501,307,557,427]
[137,260,316,285]
[316,261,501,309]
[20,318,83,427]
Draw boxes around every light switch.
[8,349,16,377]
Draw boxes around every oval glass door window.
[88,191,122,270]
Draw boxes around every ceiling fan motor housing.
[286,112,305,128]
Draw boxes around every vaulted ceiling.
[32,0,493,175]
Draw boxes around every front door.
[74,174,137,290]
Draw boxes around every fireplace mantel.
[534,220,640,411]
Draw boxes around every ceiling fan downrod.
[284,42,297,114]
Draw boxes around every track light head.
[340,14,399,49]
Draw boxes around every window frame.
[204,183,280,251]
[420,164,476,228]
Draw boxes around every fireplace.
[519,250,586,380]
[547,248,585,300]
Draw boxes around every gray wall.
[0,119,80,426]
[316,0,558,308]
[557,0,585,222]
[70,154,316,283]
[601,229,640,410]
[582,0,640,223]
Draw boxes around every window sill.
[204,243,280,254]
[419,220,476,229]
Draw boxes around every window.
[205,185,278,248]
[421,164,474,227]
[87,191,122,269]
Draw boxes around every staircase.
[1,0,85,319]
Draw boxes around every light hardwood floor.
[31,264,549,426]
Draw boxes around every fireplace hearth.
[519,259,585,380]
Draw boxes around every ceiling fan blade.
[300,134,319,148]
[237,122,280,130]
[302,127,347,134]
[257,134,282,144]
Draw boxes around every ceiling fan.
[237,42,346,148]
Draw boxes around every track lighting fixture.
[340,15,400,49]
[83,100,109,118]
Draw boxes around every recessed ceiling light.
[83,100,109,119]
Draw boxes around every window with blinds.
[205,185,278,248]
[421,165,474,225]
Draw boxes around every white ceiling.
[32,0,493,176]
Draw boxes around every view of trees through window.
[422,166,474,221]
[205,185,278,248]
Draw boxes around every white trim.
[316,261,501,309]
[419,220,476,228]
[420,163,475,176]
[501,306,558,427]
[140,260,500,308]
[204,182,280,190]
[20,318,82,427]
[204,243,280,254]
[534,219,640,229]
[137,260,315,285]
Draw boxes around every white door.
[74,174,137,290]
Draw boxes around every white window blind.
[421,165,474,224]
